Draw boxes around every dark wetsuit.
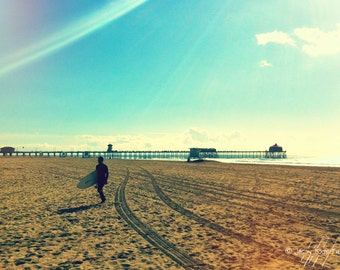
[96,163,109,203]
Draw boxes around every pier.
[218,150,286,159]
[1,150,286,159]
[3,150,189,159]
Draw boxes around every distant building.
[265,143,286,158]
[269,143,283,152]
[1,146,15,156]
[188,148,217,162]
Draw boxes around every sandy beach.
[1,157,339,269]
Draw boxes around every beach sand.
[1,157,339,269]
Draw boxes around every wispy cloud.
[256,24,340,56]
[256,30,296,46]
[0,0,147,77]
[259,60,272,67]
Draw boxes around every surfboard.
[77,170,97,189]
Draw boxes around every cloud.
[183,128,210,144]
[0,128,245,152]
[294,24,340,56]
[256,24,340,56]
[259,60,273,67]
[256,30,296,46]
[227,131,241,140]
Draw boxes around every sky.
[0,0,339,157]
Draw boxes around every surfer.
[96,156,109,203]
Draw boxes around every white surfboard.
[77,170,97,189]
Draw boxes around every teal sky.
[1,0,339,156]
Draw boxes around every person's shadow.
[57,204,100,214]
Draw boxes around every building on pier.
[1,146,15,156]
[265,143,286,158]
[187,148,218,162]
[107,144,113,153]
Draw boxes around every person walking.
[96,156,109,203]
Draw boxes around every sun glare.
[0,0,147,77]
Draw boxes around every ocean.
[210,155,340,168]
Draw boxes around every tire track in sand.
[140,167,332,270]
[114,168,210,269]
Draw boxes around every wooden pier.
[3,150,189,159]
[2,150,286,159]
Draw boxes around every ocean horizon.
[2,151,339,168]
[153,154,340,168]
[208,154,340,168]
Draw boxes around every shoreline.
[1,155,340,168]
